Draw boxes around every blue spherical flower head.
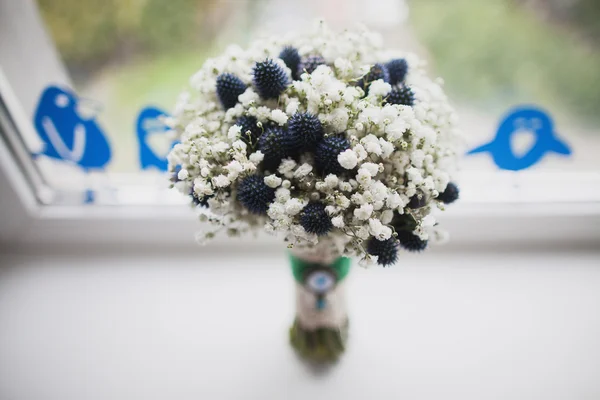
[216,73,247,109]
[408,190,427,209]
[314,135,351,176]
[358,63,390,93]
[258,126,290,171]
[386,85,414,106]
[287,112,324,152]
[367,237,399,266]
[386,58,408,85]
[299,202,332,236]
[438,182,459,204]
[397,231,428,252]
[237,174,275,215]
[297,55,326,76]
[391,213,417,233]
[279,46,301,80]
[235,116,262,148]
[253,59,290,100]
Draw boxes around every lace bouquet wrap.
[168,22,462,363]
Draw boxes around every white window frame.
[0,0,599,252]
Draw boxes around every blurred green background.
[35,0,600,170]
[410,0,600,126]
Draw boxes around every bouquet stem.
[288,253,351,362]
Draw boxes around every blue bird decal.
[467,106,571,171]
[33,86,111,170]
[136,106,176,171]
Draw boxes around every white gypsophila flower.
[324,174,339,188]
[225,160,243,179]
[276,188,291,203]
[362,135,382,156]
[338,149,358,169]
[331,215,345,228]
[286,99,300,115]
[315,181,327,191]
[339,181,352,192]
[167,22,463,262]
[194,178,213,196]
[353,144,368,161]
[354,203,374,221]
[355,226,370,240]
[270,109,288,125]
[231,140,247,153]
[285,198,304,215]
[356,168,372,186]
[212,175,231,188]
[406,167,424,185]
[294,163,313,178]
[239,88,259,106]
[368,80,392,97]
[368,218,392,241]
[411,149,426,168]
[336,195,351,209]
[264,174,283,188]
[380,209,394,225]
[360,163,380,177]
[177,168,189,180]
[249,151,264,164]
[278,158,297,175]
[228,125,242,141]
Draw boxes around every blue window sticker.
[467,106,571,171]
[136,106,175,171]
[33,86,111,170]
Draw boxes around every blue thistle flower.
[279,46,301,80]
[258,126,290,171]
[397,231,428,252]
[299,202,332,236]
[237,174,275,215]
[216,73,246,109]
[408,190,427,209]
[386,58,408,85]
[235,116,262,147]
[358,63,390,92]
[297,55,326,76]
[438,182,459,204]
[253,59,290,99]
[391,213,417,232]
[287,112,324,152]
[386,85,414,106]
[314,135,351,176]
[367,237,399,266]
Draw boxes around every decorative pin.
[136,106,175,171]
[468,106,571,171]
[33,86,111,170]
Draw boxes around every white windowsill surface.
[1,250,599,400]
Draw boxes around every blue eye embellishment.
[467,106,572,171]
[306,270,335,294]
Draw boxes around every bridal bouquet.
[168,21,462,362]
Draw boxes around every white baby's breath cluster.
[168,21,463,265]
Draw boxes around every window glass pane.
[1,0,598,205]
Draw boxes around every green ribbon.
[289,253,351,284]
